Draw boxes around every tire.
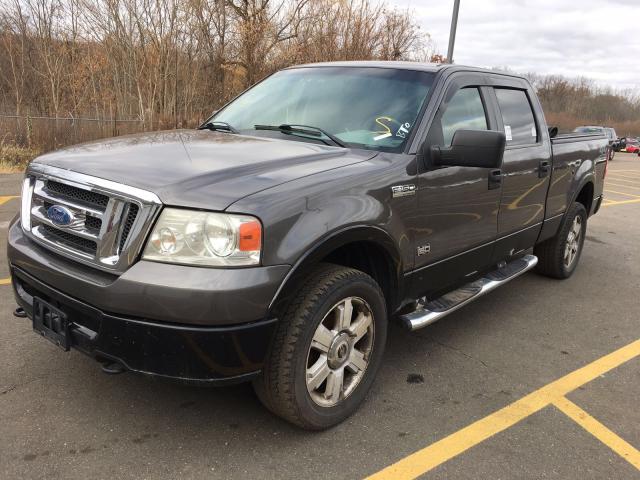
[534,202,587,279]
[254,263,387,430]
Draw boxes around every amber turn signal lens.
[239,220,262,252]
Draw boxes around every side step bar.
[400,254,538,331]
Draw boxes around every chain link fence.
[0,114,148,152]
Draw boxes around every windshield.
[211,67,435,152]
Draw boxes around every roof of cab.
[288,60,527,80]
[291,60,445,72]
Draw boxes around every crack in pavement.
[0,375,48,397]
[429,336,492,370]
[1,385,17,395]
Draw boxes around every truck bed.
[547,133,608,217]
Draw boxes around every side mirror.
[429,129,506,169]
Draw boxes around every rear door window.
[494,89,537,146]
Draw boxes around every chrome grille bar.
[22,163,162,274]
[33,181,104,217]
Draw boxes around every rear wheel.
[534,202,587,279]
[254,263,387,430]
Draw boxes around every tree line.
[0,0,432,128]
[527,74,640,137]
[1,0,639,156]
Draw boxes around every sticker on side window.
[531,126,537,138]
[505,125,513,141]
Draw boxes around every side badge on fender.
[391,184,416,198]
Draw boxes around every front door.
[410,78,503,296]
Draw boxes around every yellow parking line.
[365,339,640,480]
[604,189,640,199]
[0,195,18,206]
[0,277,11,285]
[554,397,640,470]
[605,181,640,190]
[606,176,640,186]
[601,198,640,207]
[608,173,640,179]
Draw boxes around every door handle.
[488,169,502,190]
[568,160,582,168]
[539,160,551,178]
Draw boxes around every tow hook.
[101,362,127,375]
[13,307,27,318]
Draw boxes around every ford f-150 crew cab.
[8,62,608,429]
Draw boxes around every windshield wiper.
[254,124,346,148]
[199,120,239,134]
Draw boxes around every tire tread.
[254,263,383,429]
[534,202,587,279]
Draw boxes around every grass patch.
[0,143,40,173]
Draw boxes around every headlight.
[142,208,262,267]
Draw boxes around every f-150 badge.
[391,184,416,198]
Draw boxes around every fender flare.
[567,173,595,219]
[268,225,404,312]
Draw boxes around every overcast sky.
[394,0,640,92]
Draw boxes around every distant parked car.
[574,126,614,160]
[620,137,627,150]
[604,127,620,151]
[624,138,640,153]
[574,126,605,135]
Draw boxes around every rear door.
[409,73,503,296]
[487,77,552,260]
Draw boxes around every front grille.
[41,224,97,254]
[44,200,103,232]
[119,204,139,250]
[23,165,162,273]
[46,180,109,208]
[85,216,102,231]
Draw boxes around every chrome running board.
[400,254,538,331]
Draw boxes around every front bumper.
[11,266,277,384]
[7,218,289,326]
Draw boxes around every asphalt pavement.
[1,154,638,480]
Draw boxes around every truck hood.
[32,129,375,210]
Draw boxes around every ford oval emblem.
[47,205,74,226]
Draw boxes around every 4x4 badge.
[391,184,416,198]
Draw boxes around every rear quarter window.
[495,89,538,146]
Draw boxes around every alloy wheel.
[564,215,583,268]
[305,296,375,407]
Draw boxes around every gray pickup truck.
[8,62,608,429]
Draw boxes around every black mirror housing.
[429,129,506,169]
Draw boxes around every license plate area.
[33,297,70,351]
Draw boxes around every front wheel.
[254,264,387,430]
[534,202,587,279]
